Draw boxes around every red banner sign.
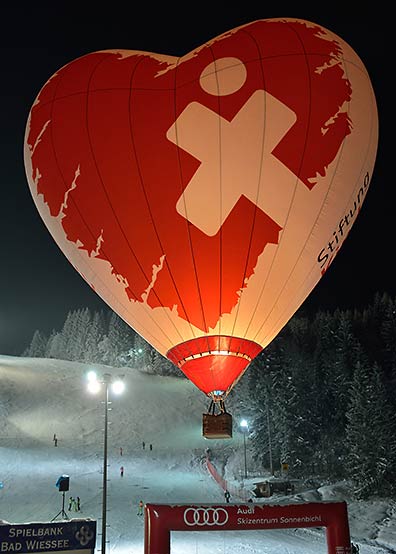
[144,501,351,554]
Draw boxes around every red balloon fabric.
[24,18,378,398]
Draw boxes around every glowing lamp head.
[240,419,249,430]
[111,379,125,395]
[86,371,125,395]
[86,370,100,394]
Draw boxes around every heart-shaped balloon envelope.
[24,18,378,400]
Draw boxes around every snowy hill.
[0,355,395,553]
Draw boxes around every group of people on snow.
[68,496,81,512]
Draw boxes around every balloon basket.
[202,399,233,439]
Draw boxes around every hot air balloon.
[24,18,378,438]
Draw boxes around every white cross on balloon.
[167,57,301,237]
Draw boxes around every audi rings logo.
[184,507,229,527]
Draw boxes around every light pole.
[87,371,125,554]
[240,419,249,479]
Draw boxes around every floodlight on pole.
[87,371,125,554]
[240,419,249,479]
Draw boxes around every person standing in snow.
[76,496,81,511]
[137,499,144,516]
[224,490,231,503]
[120,466,124,477]
[68,496,74,511]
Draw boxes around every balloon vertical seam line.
[84,56,180,345]
[52,54,181,350]
[247,23,344,345]
[43,57,148,315]
[264,169,372,347]
[255,40,374,346]
[251,21,316,343]
[225,28,260,342]
[237,23,313,341]
[43,56,143,307]
[232,27,280,341]
[170,56,210,351]
[124,78,195,348]
[39,62,172,349]
[209,45,225,341]
[265,70,376,343]
[125,54,192,345]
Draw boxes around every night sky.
[0,7,391,355]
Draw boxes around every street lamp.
[87,371,125,554]
[240,419,249,479]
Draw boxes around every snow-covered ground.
[1,355,395,553]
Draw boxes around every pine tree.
[83,310,107,363]
[346,355,396,498]
[105,312,135,366]
[380,296,396,387]
[132,334,151,370]
[319,310,360,476]
[61,310,80,360]
[74,308,91,361]
[240,338,281,474]
[24,330,47,357]
[246,325,321,478]
[278,347,322,477]
[45,330,63,359]
[148,348,181,376]
[353,292,391,367]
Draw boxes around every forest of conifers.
[23,291,396,499]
